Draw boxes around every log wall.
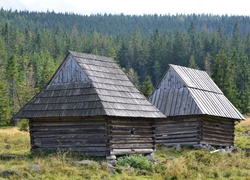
[200,117,235,146]
[30,119,108,156]
[155,116,235,147]
[155,117,201,146]
[108,118,155,155]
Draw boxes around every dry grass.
[0,120,249,179]
[235,115,250,149]
[0,127,28,135]
[236,116,250,128]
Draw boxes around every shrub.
[116,155,151,171]
[17,119,29,132]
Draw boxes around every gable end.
[51,55,90,84]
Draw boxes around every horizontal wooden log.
[108,123,152,127]
[155,118,198,123]
[201,135,234,142]
[202,124,234,132]
[154,123,198,129]
[31,126,106,131]
[109,134,154,138]
[111,143,154,149]
[156,137,199,143]
[156,127,197,134]
[201,128,234,137]
[32,134,107,138]
[109,120,152,124]
[202,118,234,125]
[156,133,197,140]
[32,131,106,136]
[202,121,234,129]
[108,128,152,132]
[109,131,153,135]
[111,149,153,155]
[31,121,106,127]
[33,138,107,144]
[110,137,153,141]
[110,140,154,144]
[155,130,198,136]
[31,128,106,133]
[31,116,105,121]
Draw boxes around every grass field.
[0,118,249,180]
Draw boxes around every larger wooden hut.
[149,64,244,147]
[15,51,165,157]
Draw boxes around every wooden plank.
[169,89,178,116]
[154,89,161,109]
[201,133,234,141]
[165,89,174,115]
[155,118,198,124]
[155,122,198,129]
[173,88,183,115]
[179,88,189,115]
[110,140,154,144]
[161,90,169,115]
[32,134,107,138]
[32,130,106,135]
[111,144,154,149]
[33,138,107,144]
[155,130,198,136]
[31,126,106,131]
[111,149,153,155]
[108,127,152,132]
[32,122,105,126]
[156,127,197,134]
[156,133,197,140]
[109,131,153,135]
[109,121,152,125]
[109,134,154,138]
[108,124,152,128]
[157,137,198,143]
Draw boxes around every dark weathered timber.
[154,116,237,147]
[16,51,164,157]
[30,119,109,156]
[150,64,244,147]
[108,119,156,154]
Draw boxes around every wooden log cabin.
[15,51,165,158]
[148,64,244,147]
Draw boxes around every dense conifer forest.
[1,9,250,125]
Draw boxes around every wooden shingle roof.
[15,51,165,119]
[149,64,244,120]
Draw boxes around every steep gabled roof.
[15,51,165,119]
[149,64,244,120]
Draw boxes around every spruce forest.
[1,9,250,125]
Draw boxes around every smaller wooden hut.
[149,64,244,147]
[15,51,165,158]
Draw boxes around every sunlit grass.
[235,116,250,148]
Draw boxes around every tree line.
[0,10,250,125]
